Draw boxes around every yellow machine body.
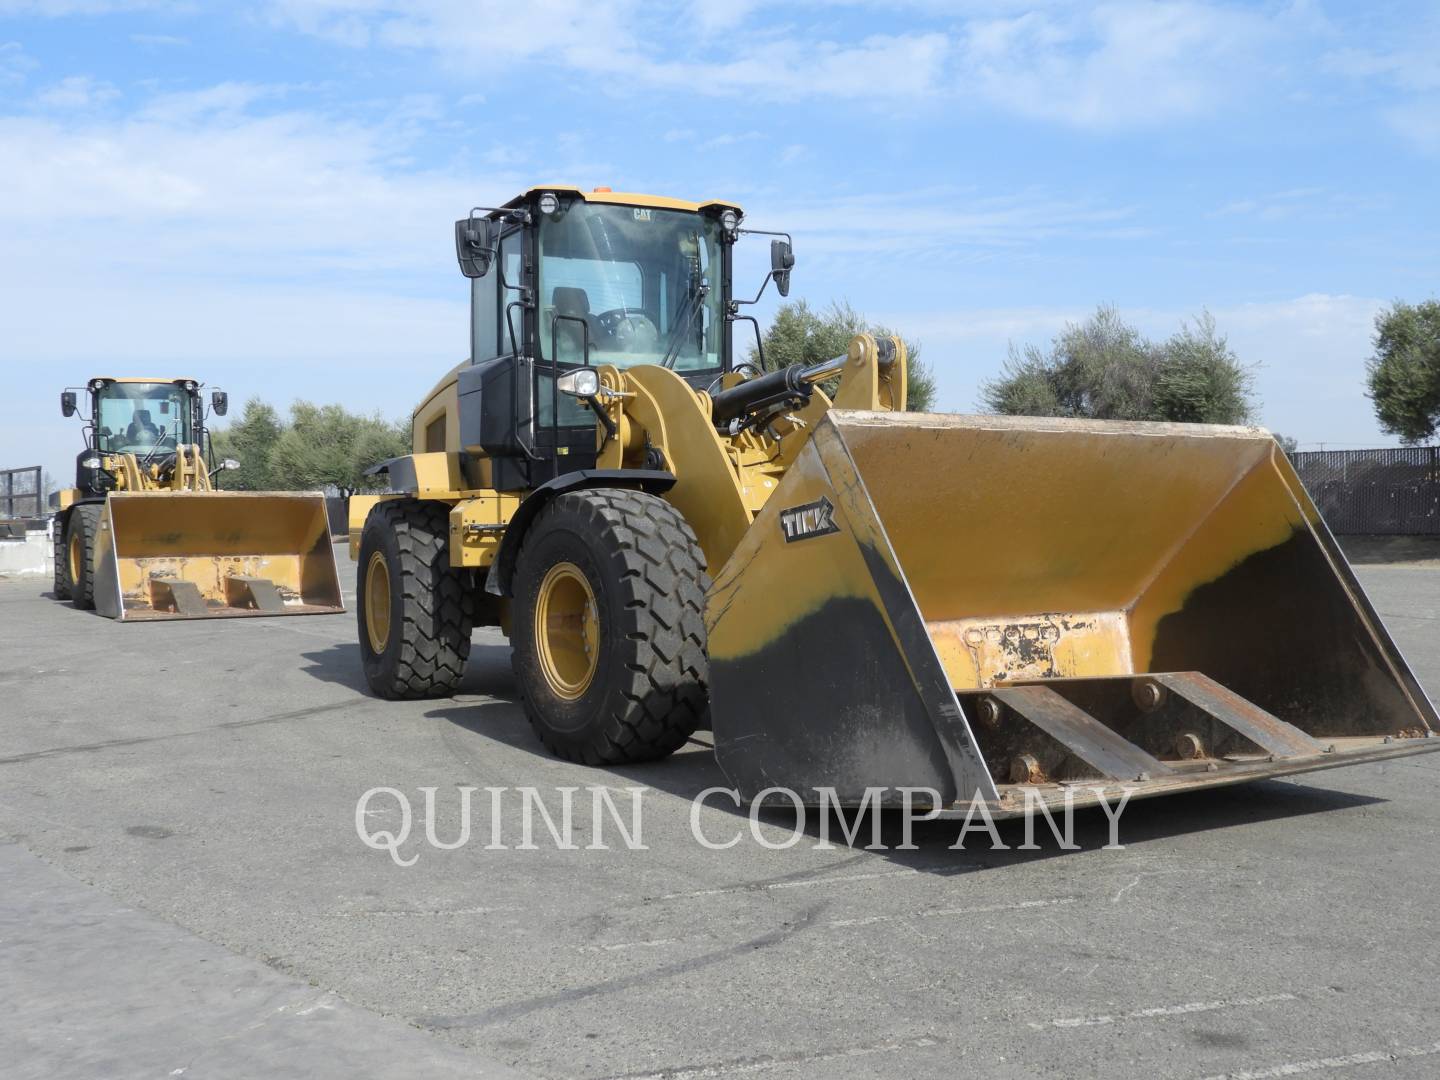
[355,184,1438,810]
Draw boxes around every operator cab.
[454,187,742,490]
[59,378,227,496]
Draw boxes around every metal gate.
[0,466,43,522]
[1290,447,1440,535]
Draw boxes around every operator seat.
[126,409,161,445]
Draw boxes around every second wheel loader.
[55,377,343,621]
[352,184,1439,816]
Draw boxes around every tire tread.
[517,488,709,765]
[362,500,474,700]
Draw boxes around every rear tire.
[65,504,102,610]
[52,514,72,600]
[357,500,475,700]
[512,488,709,765]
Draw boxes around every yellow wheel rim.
[364,551,392,654]
[535,561,600,700]
[68,529,83,584]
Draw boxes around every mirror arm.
[732,272,775,309]
[732,227,794,305]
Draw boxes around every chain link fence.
[1291,447,1440,535]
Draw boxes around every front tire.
[512,488,709,765]
[357,500,475,699]
[64,504,102,610]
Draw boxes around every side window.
[471,263,498,363]
[500,229,523,356]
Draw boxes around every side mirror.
[61,391,77,417]
[211,390,228,417]
[455,217,496,279]
[770,239,795,298]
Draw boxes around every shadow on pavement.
[300,627,1388,876]
[298,640,519,697]
[422,663,1386,875]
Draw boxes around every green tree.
[268,402,410,496]
[751,299,938,411]
[209,398,283,491]
[1365,299,1440,443]
[981,305,1256,425]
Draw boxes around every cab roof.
[493,185,742,218]
[91,377,199,386]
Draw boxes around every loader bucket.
[706,411,1440,817]
[92,491,344,621]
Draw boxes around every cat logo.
[632,207,653,222]
[778,496,839,543]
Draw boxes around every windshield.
[537,203,723,373]
[95,382,194,454]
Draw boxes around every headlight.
[538,192,560,216]
[557,368,600,397]
[719,209,740,235]
[80,456,100,469]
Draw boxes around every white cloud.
[0,80,521,262]
[957,1,1278,129]
[690,0,757,33]
[1320,17,1440,155]
[256,0,1319,124]
[769,187,1138,257]
[1208,187,1387,222]
[1324,43,1440,94]
[0,82,523,278]
[1384,99,1440,156]
[33,74,120,108]
[0,81,496,479]
[263,0,952,101]
[1,39,37,83]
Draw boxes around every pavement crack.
[416,902,827,1030]
[0,699,364,765]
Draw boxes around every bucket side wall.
[707,426,992,803]
[1135,452,1437,738]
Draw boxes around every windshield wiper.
[139,427,178,469]
[659,278,708,370]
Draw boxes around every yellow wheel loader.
[54,377,343,621]
[352,185,1439,815]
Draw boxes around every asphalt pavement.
[2,546,1439,1079]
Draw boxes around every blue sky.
[2,0,1438,485]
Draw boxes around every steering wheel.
[595,308,660,352]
